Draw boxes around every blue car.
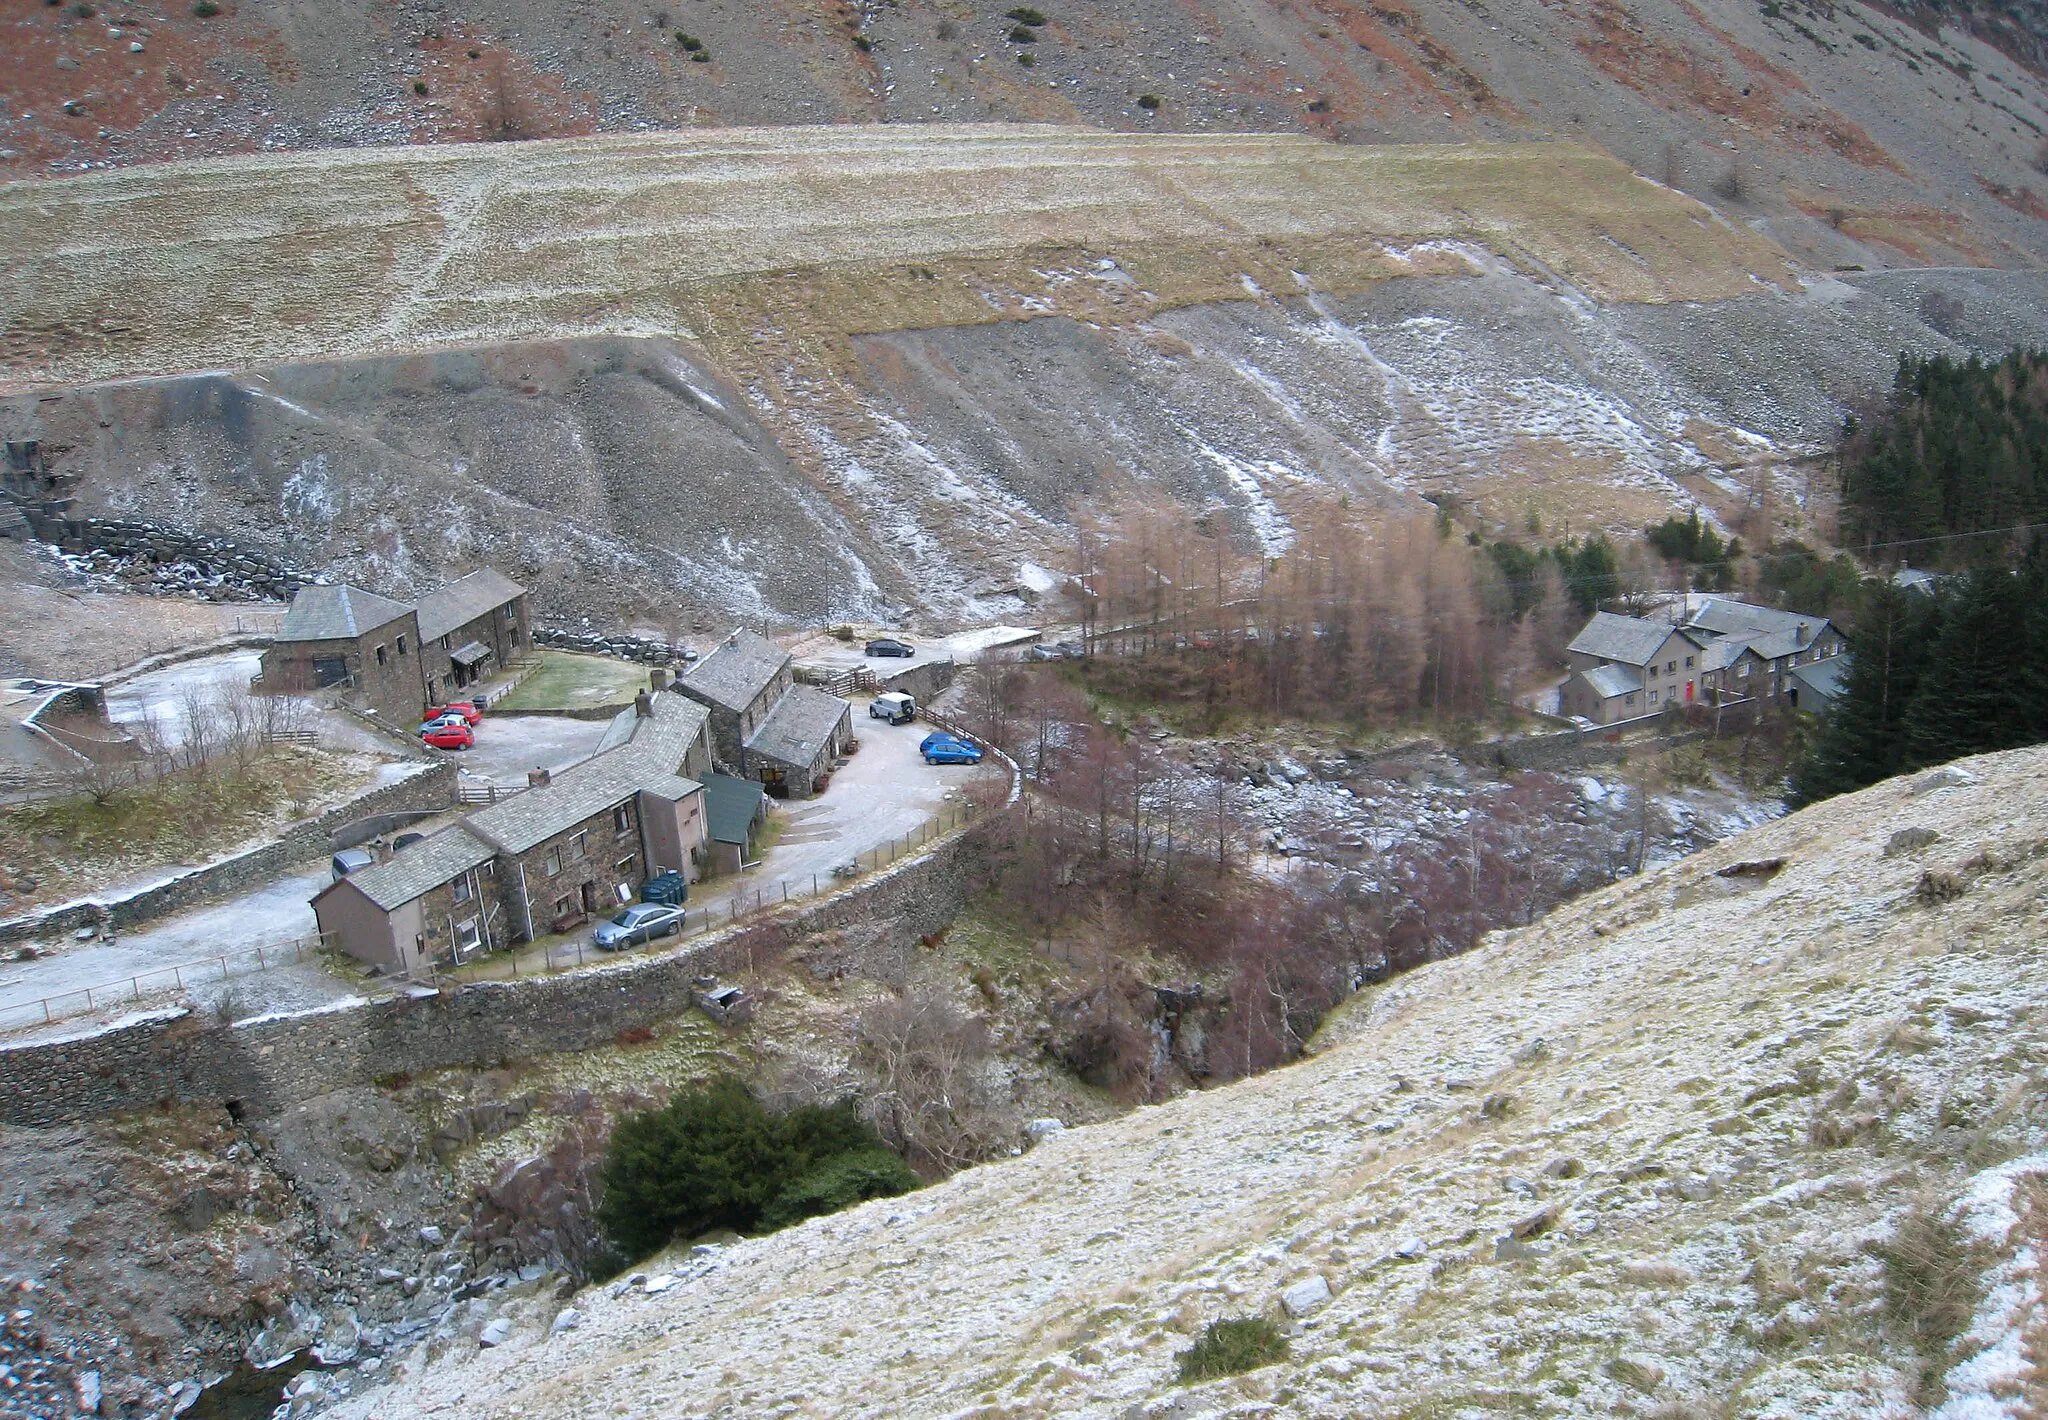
[923,738,983,765]
[919,731,959,755]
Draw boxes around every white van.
[870,691,916,725]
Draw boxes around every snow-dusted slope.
[333,747,2048,1419]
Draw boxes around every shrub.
[854,33,872,51]
[1879,1202,1989,1406]
[676,31,702,51]
[1137,94,1161,110]
[1005,6,1047,23]
[758,1148,918,1230]
[192,0,220,14]
[72,1,95,15]
[1176,1317,1289,1382]
[1015,50,1035,65]
[595,1079,916,1261]
[690,49,710,62]
[1009,24,1038,42]
[412,79,428,95]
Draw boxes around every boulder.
[1279,1274,1332,1318]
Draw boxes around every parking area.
[103,648,405,756]
[723,697,1001,906]
[447,713,613,794]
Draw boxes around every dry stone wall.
[0,763,457,946]
[0,816,1002,1127]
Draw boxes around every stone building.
[258,567,530,723]
[677,629,851,797]
[1562,597,1847,726]
[313,687,714,973]
[415,567,531,702]
[256,584,424,725]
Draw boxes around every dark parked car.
[593,902,687,951]
[864,637,915,658]
[919,731,962,755]
[392,832,426,852]
[1023,641,1083,662]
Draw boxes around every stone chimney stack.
[635,691,654,718]
[528,767,552,789]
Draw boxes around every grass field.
[491,651,651,714]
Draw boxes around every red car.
[421,722,474,751]
[427,701,483,725]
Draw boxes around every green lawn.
[493,651,653,713]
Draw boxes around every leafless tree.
[852,988,1013,1173]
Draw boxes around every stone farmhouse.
[677,630,854,798]
[1562,596,1847,726]
[415,567,532,702]
[0,677,139,791]
[313,688,712,974]
[256,569,529,725]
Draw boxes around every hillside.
[332,746,2048,1418]
[6,126,2048,630]
[3,0,2046,276]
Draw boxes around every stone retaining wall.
[59,517,315,602]
[1482,726,1710,773]
[533,628,689,666]
[0,815,1004,1127]
[0,764,458,946]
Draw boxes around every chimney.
[1796,622,1809,644]
[635,691,654,718]
[528,767,552,790]
[650,667,669,693]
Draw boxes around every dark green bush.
[1138,94,1161,110]
[676,31,702,50]
[412,80,428,95]
[690,49,711,62]
[1176,1317,1289,1382]
[760,1148,919,1230]
[192,0,220,15]
[1016,50,1035,65]
[1005,6,1047,23]
[1009,24,1038,42]
[854,34,873,51]
[596,1080,917,1261]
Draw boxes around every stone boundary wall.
[533,628,689,666]
[0,763,458,946]
[59,517,315,602]
[0,815,1005,1127]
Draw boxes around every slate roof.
[704,773,767,845]
[1567,612,1684,667]
[680,630,788,713]
[1789,655,1850,704]
[416,568,526,643]
[745,684,850,769]
[1580,663,1642,700]
[1681,596,1815,640]
[466,694,709,854]
[328,826,496,911]
[278,584,414,642]
[1697,634,1762,674]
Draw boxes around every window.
[1648,663,1658,678]
[375,644,388,667]
[553,895,572,919]
[1738,662,1750,677]
[544,847,562,877]
[613,803,634,834]
[452,875,473,904]
[570,830,589,861]
[453,917,482,956]
[1649,689,1659,703]
[1666,660,1676,674]
[1685,655,1694,668]
[397,634,408,656]
[1625,693,1636,706]
[442,634,452,650]
[616,855,637,878]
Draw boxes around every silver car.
[592,902,686,950]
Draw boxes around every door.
[580,880,598,915]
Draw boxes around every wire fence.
[0,932,336,1033]
[433,798,988,987]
